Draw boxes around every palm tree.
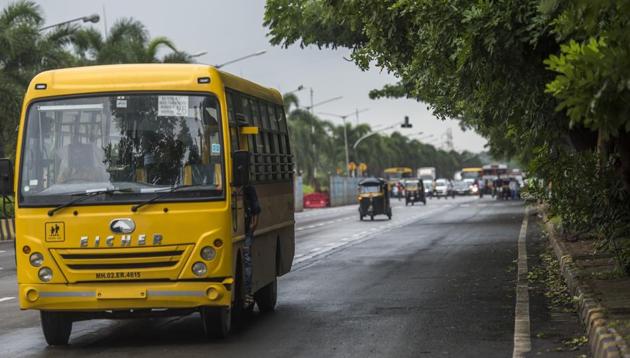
[72,18,190,64]
[0,1,76,157]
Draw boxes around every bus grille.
[50,245,192,282]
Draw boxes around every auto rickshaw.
[403,179,426,206]
[358,177,392,221]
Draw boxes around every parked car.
[304,192,329,208]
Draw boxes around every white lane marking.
[295,216,353,232]
[0,297,15,303]
[0,250,6,253]
[513,207,531,358]
[293,208,444,267]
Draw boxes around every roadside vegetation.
[0,1,191,160]
[283,94,483,190]
[264,0,630,273]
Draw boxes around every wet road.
[0,196,527,357]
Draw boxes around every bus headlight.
[29,252,44,267]
[192,262,207,277]
[200,246,216,261]
[38,267,53,282]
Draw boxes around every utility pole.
[310,88,314,114]
[320,109,368,176]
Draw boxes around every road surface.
[0,196,533,357]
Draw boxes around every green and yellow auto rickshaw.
[358,177,392,221]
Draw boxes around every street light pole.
[190,51,208,58]
[352,116,413,150]
[304,96,343,112]
[215,50,267,69]
[39,14,100,32]
[320,109,369,176]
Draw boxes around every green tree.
[72,18,190,64]
[0,0,76,157]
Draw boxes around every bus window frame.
[17,90,228,208]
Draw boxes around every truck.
[417,167,437,197]
[417,167,436,181]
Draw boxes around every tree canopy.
[265,0,630,272]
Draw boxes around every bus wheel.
[201,306,231,339]
[255,278,277,313]
[40,311,72,346]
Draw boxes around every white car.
[434,179,451,198]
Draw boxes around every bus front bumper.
[18,280,232,311]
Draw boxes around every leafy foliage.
[0,1,190,157]
[265,0,630,272]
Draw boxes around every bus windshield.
[20,94,224,206]
[461,171,480,180]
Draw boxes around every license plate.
[95,271,141,280]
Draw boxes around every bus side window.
[227,92,239,153]
[275,105,289,180]
[267,103,280,180]
[249,98,265,182]
[258,99,272,181]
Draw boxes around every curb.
[544,219,630,358]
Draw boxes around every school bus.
[0,64,295,345]
[383,167,413,185]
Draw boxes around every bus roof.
[26,63,283,105]
[462,167,482,172]
[383,167,413,174]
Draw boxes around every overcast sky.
[10,0,487,152]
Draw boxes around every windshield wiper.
[48,188,135,217]
[130,184,209,212]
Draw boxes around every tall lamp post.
[319,109,369,176]
[304,96,343,112]
[39,14,100,31]
[352,117,413,163]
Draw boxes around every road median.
[544,214,630,358]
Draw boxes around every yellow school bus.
[383,167,413,186]
[1,64,295,344]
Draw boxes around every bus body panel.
[14,64,293,314]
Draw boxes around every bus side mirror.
[232,151,250,187]
[0,159,13,196]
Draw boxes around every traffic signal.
[401,116,412,128]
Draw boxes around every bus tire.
[40,311,72,346]
[201,306,231,339]
[255,278,277,313]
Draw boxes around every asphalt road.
[0,196,528,357]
